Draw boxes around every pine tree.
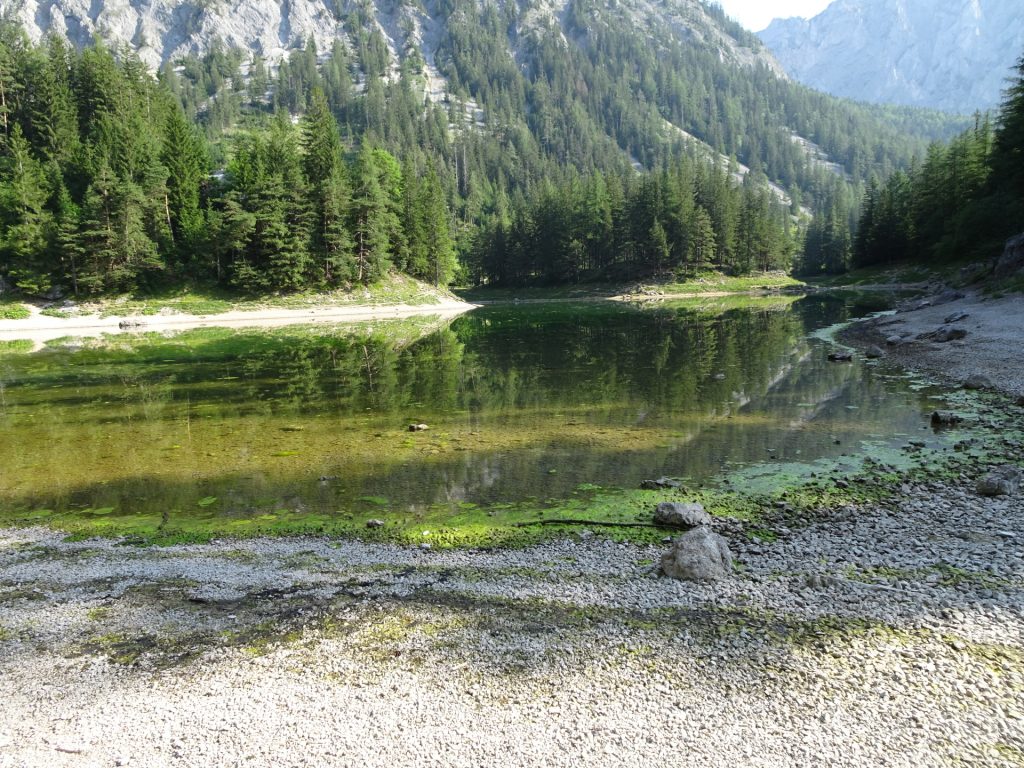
[302,88,352,285]
[76,160,118,294]
[0,124,52,293]
[687,206,716,273]
[419,167,457,286]
[996,54,1024,205]
[52,185,82,295]
[350,144,394,283]
[161,100,206,255]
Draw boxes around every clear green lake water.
[0,294,953,538]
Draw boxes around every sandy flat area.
[0,298,477,344]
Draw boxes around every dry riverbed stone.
[654,502,712,529]
[976,465,1023,497]
[920,326,967,343]
[660,527,734,582]
[963,374,994,390]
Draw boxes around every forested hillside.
[0,0,971,295]
[851,56,1024,270]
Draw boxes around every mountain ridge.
[6,0,783,75]
[760,0,1024,113]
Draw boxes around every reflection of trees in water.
[0,295,932,512]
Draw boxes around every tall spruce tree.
[302,87,353,285]
[0,124,52,293]
[161,99,207,257]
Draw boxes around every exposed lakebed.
[0,294,965,543]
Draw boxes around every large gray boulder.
[654,502,712,529]
[994,233,1024,279]
[963,374,994,390]
[660,527,734,582]
[976,465,1022,497]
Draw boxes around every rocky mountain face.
[4,0,782,75]
[760,0,1024,113]
[5,0,345,69]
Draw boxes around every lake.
[0,294,951,541]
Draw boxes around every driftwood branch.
[515,519,661,529]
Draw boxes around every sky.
[714,0,834,32]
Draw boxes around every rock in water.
[641,477,682,490]
[366,519,386,528]
[408,423,429,432]
[654,502,712,529]
[865,345,885,359]
[963,374,994,390]
[976,466,1022,497]
[827,351,853,362]
[661,528,733,582]
[931,411,963,427]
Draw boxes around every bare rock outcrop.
[994,233,1024,279]
[660,527,734,582]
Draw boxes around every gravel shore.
[840,289,1024,399]
[2,462,1022,766]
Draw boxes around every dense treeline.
[851,56,1024,270]
[0,31,456,296]
[468,156,795,285]
[0,0,976,295]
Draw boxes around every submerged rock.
[886,335,904,346]
[654,502,711,529]
[865,345,886,359]
[660,527,733,582]
[931,411,963,427]
[976,465,1022,497]
[641,477,682,491]
[827,351,854,362]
